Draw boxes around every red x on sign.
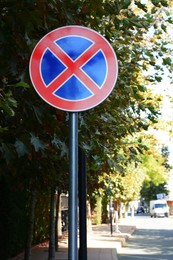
[29,26,118,112]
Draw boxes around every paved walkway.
[12,217,136,260]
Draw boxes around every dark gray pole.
[110,195,113,235]
[110,182,113,235]
[68,112,78,260]
[78,147,87,260]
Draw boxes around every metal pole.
[110,195,113,235]
[68,112,78,260]
[78,147,87,260]
[110,182,113,235]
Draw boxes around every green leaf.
[0,101,15,116]
[161,24,167,32]
[15,139,28,157]
[151,0,161,7]
[15,81,30,88]
[32,106,44,124]
[160,0,168,7]
[30,133,47,152]
[0,92,17,116]
[155,76,162,82]
[134,1,147,12]
[137,85,146,92]
[7,82,30,88]
[167,17,173,24]
[0,127,8,133]
[52,136,68,157]
[0,143,15,163]
[162,57,172,66]
[122,0,131,9]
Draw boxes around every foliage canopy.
[0,0,173,257]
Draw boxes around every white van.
[150,199,169,218]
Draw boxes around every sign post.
[29,25,118,260]
[69,112,78,260]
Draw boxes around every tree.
[141,181,169,202]
[140,143,171,203]
[24,189,36,260]
[79,0,173,200]
[0,0,173,258]
[94,132,171,220]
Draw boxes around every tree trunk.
[86,200,92,233]
[58,194,62,238]
[48,187,55,260]
[96,196,102,225]
[55,190,61,251]
[24,188,37,260]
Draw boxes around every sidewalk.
[12,216,136,260]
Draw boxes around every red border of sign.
[29,26,118,112]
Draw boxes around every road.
[117,214,173,260]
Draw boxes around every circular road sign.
[29,26,118,112]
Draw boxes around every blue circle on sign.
[40,36,107,101]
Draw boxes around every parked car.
[136,206,145,214]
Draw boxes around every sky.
[152,79,173,153]
[138,0,173,197]
[150,77,173,198]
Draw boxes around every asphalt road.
[117,214,173,260]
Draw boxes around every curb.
[114,225,136,260]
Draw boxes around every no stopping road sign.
[29,26,118,112]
